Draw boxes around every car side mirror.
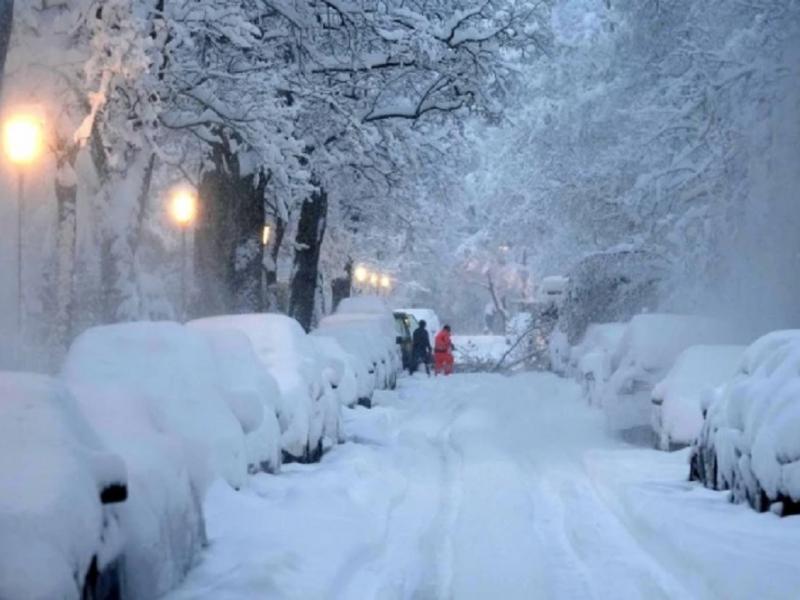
[100,482,128,505]
[395,336,404,344]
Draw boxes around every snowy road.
[167,373,800,600]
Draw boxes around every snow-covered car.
[0,373,127,600]
[569,322,626,405]
[320,296,402,392]
[310,335,360,409]
[650,345,744,451]
[602,314,738,441]
[395,306,442,338]
[690,330,800,516]
[190,314,339,463]
[188,324,282,473]
[63,321,248,489]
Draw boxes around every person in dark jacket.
[411,320,432,375]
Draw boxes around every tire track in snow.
[329,400,465,600]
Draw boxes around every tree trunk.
[330,260,353,312]
[195,140,267,317]
[53,152,79,347]
[263,215,286,311]
[289,186,328,331]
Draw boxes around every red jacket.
[434,329,452,355]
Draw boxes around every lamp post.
[169,187,198,321]
[3,113,43,356]
[353,264,368,294]
[380,274,391,296]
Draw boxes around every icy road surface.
[167,373,800,600]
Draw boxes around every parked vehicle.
[393,310,419,371]
[602,313,738,443]
[651,345,744,451]
[569,322,627,405]
[690,330,800,516]
[0,373,127,600]
[394,307,442,339]
[189,314,338,463]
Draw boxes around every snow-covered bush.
[691,330,800,516]
[651,345,744,451]
[0,373,127,600]
[557,249,669,345]
[189,314,336,462]
[602,314,738,438]
[62,322,248,490]
[187,324,282,474]
[570,323,627,405]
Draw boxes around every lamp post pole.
[16,170,24,349]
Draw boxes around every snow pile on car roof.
[190,314,330,462]
[0,373,126,600]
[62,321,248,490]
[691,330,800,515]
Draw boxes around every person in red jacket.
[433,325,455,376]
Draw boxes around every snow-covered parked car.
[62,321,251,597]
[318,296,402,394]
[651,345,744,451]
[0,373,127,600]
[188,324,282,474]
[569,322,626,405]
[63,322,248,489]
[690,330,800,516]
[602,314,738,441]
[311,335,360,408]
[190,314,340,463]
[395,306,441,338]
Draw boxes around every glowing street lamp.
[169,187,198,320]
[380,274,391,290]
[3,112,44,355]
[369,272,379,288]
[262,224,272,246]
[354,264,369,284]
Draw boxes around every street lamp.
[354,265,368,284]
[3,113,44,355]
[369,272,379,289]
[380,274,391,291]
[169,187,198,320]
[261,224,271,246]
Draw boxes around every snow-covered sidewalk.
[166,373,800,600]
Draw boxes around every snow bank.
[190,314,333,462]
[651,345,744,450]
[187,324,282,474]
[691,330,800,515]
[0,373,126,600]
[602,314,739,434]
[452,335,507,371]
[62,321,248,490]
